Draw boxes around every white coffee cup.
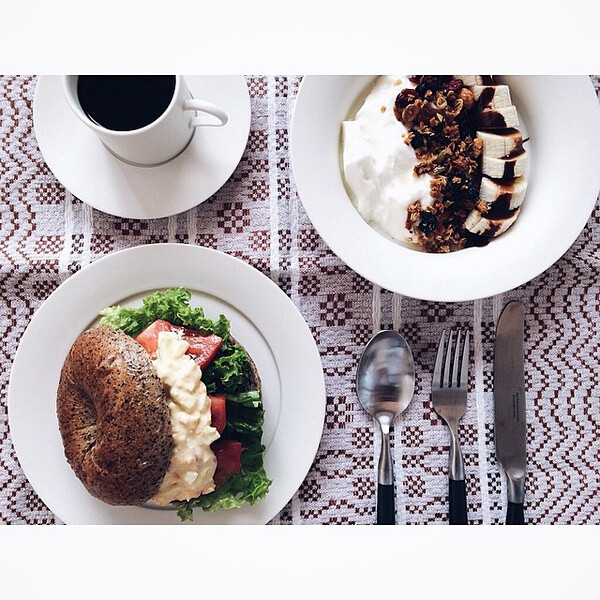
[62,75,228,166]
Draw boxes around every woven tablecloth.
[1,75,599,525]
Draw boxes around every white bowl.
[290,76,600,302]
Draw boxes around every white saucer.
[33,76,251,220]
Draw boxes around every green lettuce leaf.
[202,341,250,395]
[177,464,271,515]
[99,287,228,337]
[227,390,262,408]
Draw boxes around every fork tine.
[460,329,469,388]
[451,329,462,387]
[433,329,446,388]
[443,329,454,387]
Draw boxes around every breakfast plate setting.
[8,244,325,524]
[2,74,600,526]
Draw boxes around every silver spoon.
[356,330,415,524]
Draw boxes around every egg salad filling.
[152,330,220,506]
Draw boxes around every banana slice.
[477,128,523,159]
[476,105,520,129]
[462,76,528,243]
[482,150,527,179]
[455,75,484,86]
[472,85,512,109]
[464,207,521,237]
[478,176,528,217]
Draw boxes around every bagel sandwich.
[56,287,271,521]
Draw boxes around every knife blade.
[493,300,527,525]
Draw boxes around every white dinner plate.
[290,76,600,302]
[8,244,325,524]
[33,76,251,220]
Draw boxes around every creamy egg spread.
[151,330,220,506]
[342,75,434,244]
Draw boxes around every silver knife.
[493,300,527,525]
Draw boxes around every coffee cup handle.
[184,99,228,127]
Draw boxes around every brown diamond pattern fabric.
[1,75,599,524]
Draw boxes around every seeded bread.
[56,327,173,505]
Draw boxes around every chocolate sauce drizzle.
[484,193,517,219]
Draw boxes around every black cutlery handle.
[506,501,525,525]
[377,484,395,524]
[449,478,468,525]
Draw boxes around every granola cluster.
[396,76,484,253]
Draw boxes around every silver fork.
[432,329,470,525]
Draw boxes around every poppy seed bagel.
[56,326,173,505]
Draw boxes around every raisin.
[420,76,451,92]
[443,78,464,94]
[410,130,424,149]
[457,111,476,137]
[417,211,438,234]
[445,180,463,201]
[462,179,480,200]
[418,105,438,125]
[446,178,479,203]
[432,132,449,145]
[415,83,428,97]
[395,88,417,111]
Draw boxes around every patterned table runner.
[1,75,598,524]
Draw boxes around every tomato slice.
[134,319,176,358]
[211,439,243,488]
[134,319,223,367]
[210,395,226,435]
[185,333,223,369]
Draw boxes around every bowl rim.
[290,75,600,302]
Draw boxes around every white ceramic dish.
[8,244,325,524]
[33,76,251,220]
[291,76,600,302]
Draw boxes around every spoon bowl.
[356,330,415,524]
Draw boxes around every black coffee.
[76,75,176,131]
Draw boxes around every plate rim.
[290,75,600,302]
[8,243,326,524]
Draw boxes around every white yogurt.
[342,75,434,244]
